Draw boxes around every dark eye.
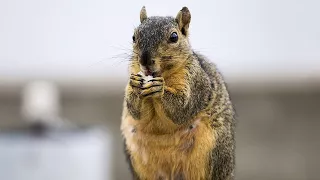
[132,35,136,43]
[169,32,178,43]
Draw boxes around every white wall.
[0,0,319,82]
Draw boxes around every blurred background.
[0,0,319,179]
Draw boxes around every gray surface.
[0,88,319,180]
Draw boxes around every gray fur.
[162,53,213,125]
[135,16,177,56]
[126,91,141,120]
[196,54,236,180]
[125,8,236,180]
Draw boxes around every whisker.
[109,43,138,56]
[88,52,134,68]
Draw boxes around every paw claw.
[147,77,164,82]
[129,73,145,89]
[140,86,164,97]
[142,90,163,97]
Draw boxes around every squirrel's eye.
[169,32,178,43]
[132,35,136,43]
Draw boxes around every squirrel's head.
[132,6,192,77]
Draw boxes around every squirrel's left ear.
[140,6,148,23]
[175,7,191,36]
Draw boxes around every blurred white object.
[21,81,62,126]
[0,128,112,180]
[0,81,114,180]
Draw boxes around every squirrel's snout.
[140,51,154,67]
[139,51,158,76]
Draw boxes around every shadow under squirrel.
[121,6,236,180]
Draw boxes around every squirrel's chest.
[121,115,216,180]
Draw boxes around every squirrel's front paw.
[140,77,164,98]
[129,73,144,90]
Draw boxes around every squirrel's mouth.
[145,69,153,76]
[145,70,159,77]
[145,70,152,76]
[142,68,160,77]
[140,65,160,77]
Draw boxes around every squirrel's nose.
[140,51,154,67]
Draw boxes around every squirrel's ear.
[140,6,148,23]
[175,7,191,36]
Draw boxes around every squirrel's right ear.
[140,6,148,23]
[175,7,191,36]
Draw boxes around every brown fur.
[122,107,215,179]
[121,6,235,180]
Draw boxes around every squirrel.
[121,6,236,180]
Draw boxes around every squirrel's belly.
[121,115,216,179]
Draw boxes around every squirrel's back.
[195,52,236,179]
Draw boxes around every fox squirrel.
[121,6,236,180]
